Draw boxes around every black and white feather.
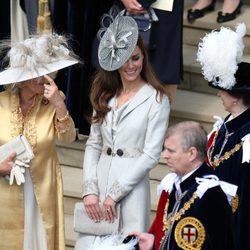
[89,234,138,250]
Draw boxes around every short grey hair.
[166,121,207,161]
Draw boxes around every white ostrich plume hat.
[0,33,79,85]
[197,23,246,90]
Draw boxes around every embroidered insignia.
[231,194,239,213]
[175,217,205,250]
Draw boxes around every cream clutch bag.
[74,202,120,236]
[0,135,34,161]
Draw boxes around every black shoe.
[217,1,242,23]
[187,0,216,22]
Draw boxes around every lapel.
[105,97,115,140]
[105,84,155,141]
[180,163,212,193]
[168,163,213,211]
[118,84,155,125]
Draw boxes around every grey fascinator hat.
[98,12,139,71]
[197,23,248,91]
[0,33,79,85]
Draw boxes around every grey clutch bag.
[0,135,34,161]
[74,202,121,236]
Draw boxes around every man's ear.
[188,146,198,162]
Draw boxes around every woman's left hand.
[103,196,117,223]
[43,75,65,108]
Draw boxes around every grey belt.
[102,146,142,158]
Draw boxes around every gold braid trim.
[162,197,169,232]
[37,0,52,33]
[10,93,43,150]
[175,217,206,250]
[160,192,198,250]
[164,192,198,232]
[208,129,243,169]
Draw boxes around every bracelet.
[56,111,70,123]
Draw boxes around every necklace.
[162,191,198,232]
[208,129,243,169]
[160,191,198,250]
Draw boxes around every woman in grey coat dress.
[75,14,170,249]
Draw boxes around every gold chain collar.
[160,191,198,250]
[162,191,198,232]
[208,129,243,169]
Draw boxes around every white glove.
[9,158,30,185]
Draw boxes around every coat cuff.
[82,179,99,197]
[107,181,128,202]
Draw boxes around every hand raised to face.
[43,75,64,108]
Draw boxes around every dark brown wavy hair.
[90,36,167,124]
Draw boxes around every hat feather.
[90,234,138,250]
[7,34,71,71]
[0,33,79,85]
[197,23,246,89]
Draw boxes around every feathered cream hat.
[0,33,79,85]
[197,23,250,92]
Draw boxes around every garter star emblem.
[174,217,205,250]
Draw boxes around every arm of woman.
[82,121,103,220]
[106,96,170,202]
[43,75,76,143]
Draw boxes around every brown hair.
[228,91,250,107]
[90,36,167,124]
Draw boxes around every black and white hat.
[197,23,250,92]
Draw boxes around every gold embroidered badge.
[174,217,205,250]
[231,194,239,213]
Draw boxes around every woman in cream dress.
[0,33,78,250]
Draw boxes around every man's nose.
[162,150,168,159]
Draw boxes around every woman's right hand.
[0,152,16,176]
[83,194,103,222]
[121,0,145,14]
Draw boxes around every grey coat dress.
[75,84,169,249]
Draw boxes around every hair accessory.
[0,33,79,85]
[98,12,139,71]
[197,23,246,90]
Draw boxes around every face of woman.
[23,76,47,95]
[217,90,237,112]
[118,46,144,83]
